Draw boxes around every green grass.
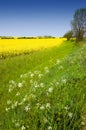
[0,41,86,130]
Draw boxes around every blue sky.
[0,0,86,37]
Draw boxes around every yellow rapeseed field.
[0,38,66,54]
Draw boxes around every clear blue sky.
[0,0,86,37]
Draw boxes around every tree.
[63,30,73,41]
[71,8,86,42]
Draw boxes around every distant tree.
[63,31,73,40]
[71,8,86,42]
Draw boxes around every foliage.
[63,31,73,41]
[37,36,55,39]
[71,8,86,42]
[17,37,36,39]
[0,36,14,39]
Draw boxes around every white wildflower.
[21,125,26,130]
[43,117,48,123]
[22,98,26,102]
[36,103,40,107]
[20,74,23,78]
[5,107,10,112]
[9,80,15,85]
[46,103,51,109]
[15,122,20,127]
[11,104,15,109]
[55,81,59,86]
[40,105,45,110]
[16,92,20,96]
[8,84,14,92]
[40,83,44,88]
[18,83,22,88]
[18,102,23,106]
[30,79,33,84]
[62,79,67,84]
[48,87,53,93]
[34,84,39,88]
[11,101,18,109]
[56,59,60,65]
[30,73,34,78]
[34,70,40,74]
[48,126,52,130]
[44,67,49,73]
[7,100,11,105]
[38,74,43,78]
[34,81,39,88]
[8,88,12,93]
[25,105,30,112]
[64,106,69,110]
[81,121,85,126]
[14,101,18,107]
[22,95,27,103]
[20,73,28,78]
[68,112,73,118]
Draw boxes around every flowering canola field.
[0,38,66,54]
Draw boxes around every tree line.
[64,8,86,42]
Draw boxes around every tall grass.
[0,40,86,130]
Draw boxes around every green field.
[0,40,86,130]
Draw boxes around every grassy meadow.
[0,38,86,130]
